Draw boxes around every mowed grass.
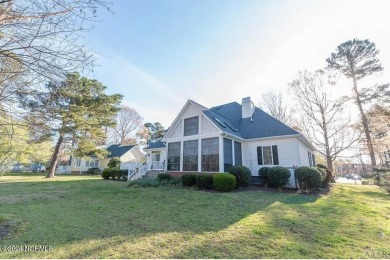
[0,173,389,259]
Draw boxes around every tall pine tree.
[20,73,122,178]
[327,39,389,167]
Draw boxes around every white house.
[57,144,144,174]
[141,97,316,183]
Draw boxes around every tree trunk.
[321,112,334,172]
[47,134,64,178]
[352,77,377,167]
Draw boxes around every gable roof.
[203,102,300,139]
[106,144,135,158]
[144,140,166,150]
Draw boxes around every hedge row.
[102,169,128,181]
[181,173,236,192]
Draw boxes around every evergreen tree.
[20,73,122,178]
[327,39,389,167]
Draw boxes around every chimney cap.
[242,97,251,102]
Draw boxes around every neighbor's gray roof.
[106,144,135,158]
[144,140,166,149]
[203,102,300,139]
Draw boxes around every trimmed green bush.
[196,174,213,189]
[267,166,291,189]
[228,165,252,186]
[258,167,270,185]
[295,166,322,191]
[213,173,236,192]
[316,163,328,170]
[157,173,172,181]
[182,174,196,187]
[316,167,326,181]
[102,169,110,179]
[87,167,99,175]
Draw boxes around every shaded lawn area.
[0,173,389,259]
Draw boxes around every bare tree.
[260,91,295,126]
[108,106,143,145]
[289,70,361,171]
[0,0,110,115]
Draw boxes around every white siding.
[165,103,203,139]
[201,115,218,134]
[298,140,312,167]
[170,120,182,138]
[242,138,300,176]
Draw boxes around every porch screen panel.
[167,142,181,171]
[183,140,198,171]
[223,138,233,172]
[184,116,199,136]
[201,137,219,172]
[234,141,242,165]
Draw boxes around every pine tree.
[20,73,122,178]
[327,39,389,167]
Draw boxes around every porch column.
[198,139,201,172]
[219,136,223,172]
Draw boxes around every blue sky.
[86,0,390,127]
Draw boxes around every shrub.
[128,177,160,187]
[107,157,121,169]
[362,180,369,185]
[159,178,182,187]
[258,167,270,185]
[267,166,291,189]
[128,177,181,188]
[316,167,326,181]
[295,166,322,191]
[109,169,120,180]
[213,173,236,192]
[157,173,172,181]
[87,167,99,175]
[228,165,252,186]
[94,168,102,175]
[196,174,213,189]
[316,163,328,170]
[182,174,196,187]
[102,169,110,179]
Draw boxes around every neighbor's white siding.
[242,137,300,176]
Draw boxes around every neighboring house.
[57,144,144,174]
[141,97,316,183]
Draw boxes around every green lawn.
[0,173,389,259]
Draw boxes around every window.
[223,138,233,172]
[92,160,99,168]
[234,141,242,165]
[85,160,90,167]
[75,158,81,167]
[184,116,199,136]
[167,142,181,171]
[308,151,314,166]
[202,137,219,172]
[257,146,279,165]
[183,140,198,171]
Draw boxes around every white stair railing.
[127,161,166,181]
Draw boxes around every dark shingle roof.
[144,140,166,150]
[106,144,135,158]
[203,102,299,139]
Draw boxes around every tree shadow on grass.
[0,176,326,258]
